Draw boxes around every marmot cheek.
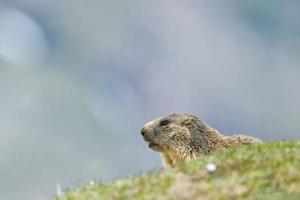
[153,127,160,136]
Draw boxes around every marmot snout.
[141,113,262,168]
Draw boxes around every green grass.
[56,141,300,200]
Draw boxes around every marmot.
[141,113,262,168]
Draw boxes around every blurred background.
[0,0,299,199]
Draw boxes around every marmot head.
[140,113,208,153]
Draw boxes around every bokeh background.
[0,1,299,199]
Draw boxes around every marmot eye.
[160,119,170,126]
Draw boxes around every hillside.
[56,141,300,200]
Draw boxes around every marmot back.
[140,113,262,168]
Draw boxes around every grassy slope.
[56,141,300,200]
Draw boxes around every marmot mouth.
[148,142,158,148]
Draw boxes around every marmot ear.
[182,118,195,126]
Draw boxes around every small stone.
[206,162,217,173]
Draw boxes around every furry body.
[141,113,262,168]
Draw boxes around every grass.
[56,141,300,200]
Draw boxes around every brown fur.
[141,113,262,168]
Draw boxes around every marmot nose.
[141,127,147,136]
